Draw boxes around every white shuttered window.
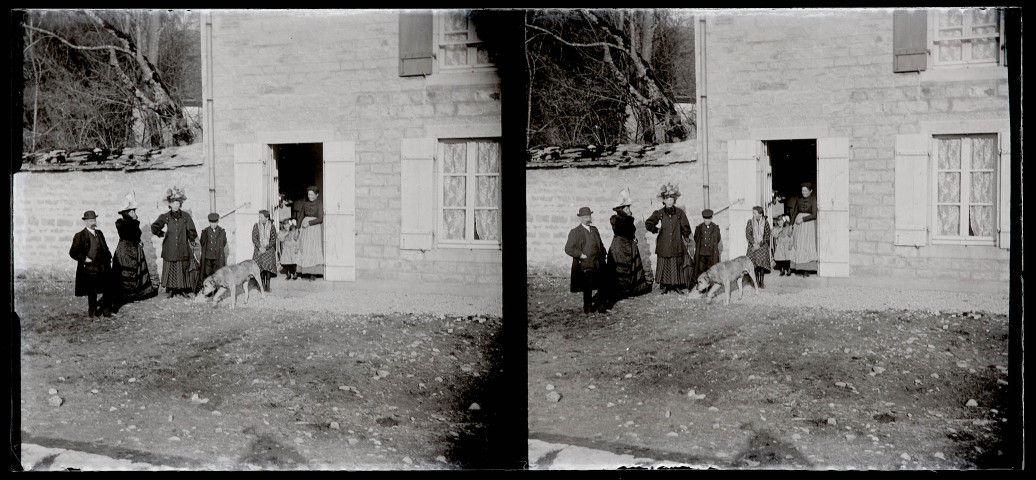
[439,11,493,71]
[932,134,997,244]
[933,8,1001,66]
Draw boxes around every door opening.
[273,143,324,278]
[767,139,817,219]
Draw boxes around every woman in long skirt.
[745,206,773,288]
[252,210,278,292]
[295,186,324,279]
[788,182,819,276]
[607,188,653,305]
[109,194,158,312]
[151,187,198,297]
[645,183,692,294]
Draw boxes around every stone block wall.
[207,10,503,287]
[13,166,210,282]
[702,10,1011,284]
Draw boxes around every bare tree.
[525,9,692,148]
[21,9,200,151]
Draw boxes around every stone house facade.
[200,9,504,288]
[528,8,1015,292]
[13,10,508,291]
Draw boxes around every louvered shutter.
[893,10,928,73]
[817,137,850,278]
[399,12,433,77]
[726,140,759,262]
[233,143,264,264]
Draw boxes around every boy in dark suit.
[564,207,609,314]
[198,212,228,291]
[69,210,113,317]
[691,209,722,285]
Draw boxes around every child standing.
[278,218,300,280]
[690,208,721,285]
[772,214,794,276]
[198,213,227,290]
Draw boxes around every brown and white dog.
[194,259,265,308]
[695,255,758,305]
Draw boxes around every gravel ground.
[722,282,1010,315]
[191,276,503,318]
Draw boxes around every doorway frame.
[233,130,356,281]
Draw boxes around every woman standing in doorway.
[788,182,818,277]
[295,186,324,279]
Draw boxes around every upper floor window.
[933,134,997,243]
[932,8,1001,67]
[438,11,494,71]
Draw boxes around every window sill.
[436,242,501,250]
[930,237,996,247]
[426,69,500,87]
[919,64,1008,83]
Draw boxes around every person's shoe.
[88,308,96,318]
[101,307,112,317]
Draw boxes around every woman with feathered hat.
[151,186,199,298]
[645,182,692,294]
[108,192,158,311]
[606,187,652,305]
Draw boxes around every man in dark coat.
[691,208,722,285]
[198,212,227,291]
[564,207,609,314]
[69,210,113,317]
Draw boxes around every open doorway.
[273,143,324,279]
[768,139,817,218]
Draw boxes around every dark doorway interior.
[273,143,323,204]
[768,139,817,211]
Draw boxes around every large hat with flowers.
[165,186,187,203]
[659,182,681,199]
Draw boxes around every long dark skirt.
[655,256,687,288]
[110,240,158,308]
[161,258,194,290]
[608,236,652,299]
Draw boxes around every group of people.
[565,181,819,314]
[70,185,326,317]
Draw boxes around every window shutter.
[399,11,433,77]
[894,134,928,246]
[893,10,928,73]
[998,131,1011,249]
[400,138,436,250]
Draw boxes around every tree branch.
[22,24,133,55]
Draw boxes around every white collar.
[581,224,591,231]
[86,227,97,235]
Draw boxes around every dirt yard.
[527,272,1013,470]
[16,277,511,471]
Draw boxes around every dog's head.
[199,277,217,296]
[695,273,711,293]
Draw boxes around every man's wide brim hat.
[659,182,681,199]
[82,210,97,220]
[577,207,593,217]
[165,186,187,203]
[615,187,633,209]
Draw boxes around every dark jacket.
[296,200,324,226]
[790,195,818,223]
[564,223,607,293]
[69,228,112,296]
[693,221,722,258]
[645,206,691,257]
[199,225,228,281]
[151,210,198,261]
